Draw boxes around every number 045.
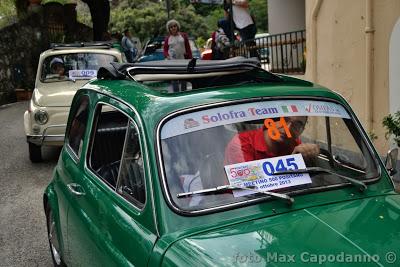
[262,157,298,176]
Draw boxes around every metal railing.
[231,30,306,74]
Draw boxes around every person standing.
[224,0,257,57]
[211,19,232,60]
[121,29,138,63]
[163,19,193,92]
[163,19,193,60]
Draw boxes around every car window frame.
[115,120,147,208]
[85,100,147,211]
[39,52,120,83]
[156,96,383,216]
[65,94,91,162]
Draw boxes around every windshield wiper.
[272,167,367,192]
[177,184,294,205]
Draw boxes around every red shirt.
[224,128,300,165]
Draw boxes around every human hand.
[292,143,320,161]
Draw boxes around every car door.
[52,93,91,265]
[64,94,158,266]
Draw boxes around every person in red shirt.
[224,116,320,165]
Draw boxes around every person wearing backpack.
[212,19,232,60]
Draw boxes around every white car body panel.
[25,45,124,148]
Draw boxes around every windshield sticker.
[68,70,97,80]
[161,100,350,139]
[224,154,312,198]
[264,117,293,140]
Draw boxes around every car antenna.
[187,58,196,73]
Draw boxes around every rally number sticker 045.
[224,154,312,198]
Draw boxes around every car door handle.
[67,183,86,196]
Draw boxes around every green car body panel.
[44,70,399,266]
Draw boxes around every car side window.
[116,121,146,207]
[89,104,129,189]
[67,95,90,157]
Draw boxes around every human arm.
[163,36,170,59]
[224,133,255,165]
[182,33,193,59]
[292,143,320,163]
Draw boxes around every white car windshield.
[41,53,118,82]
[160,99,380,212]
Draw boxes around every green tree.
[0,0,17,28]
[383,111,400,147]
[110,1,209,41]
[250,0,268,33]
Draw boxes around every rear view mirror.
[385,148,398,176]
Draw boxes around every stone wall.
[0,8,92,105]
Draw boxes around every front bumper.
[26,124,66,146]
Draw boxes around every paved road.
[0,102,59,267]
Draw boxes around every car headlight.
[34,110,48,125]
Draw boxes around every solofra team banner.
[161,100,350,139]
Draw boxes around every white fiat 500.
[24,43,124,162]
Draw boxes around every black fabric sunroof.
[97,57,281,79]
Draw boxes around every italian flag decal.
[281,105,299,113]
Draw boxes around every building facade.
[269,0,400,154]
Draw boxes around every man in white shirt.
[224,0,257,56]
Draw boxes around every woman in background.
[163,19,192,60]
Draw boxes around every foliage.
[383,111,400,147]
[1,0,269,41]
[0,0,17,28]
[76,0,92,27]
[368,131,378,143]
[190,2,220,17]
[249,0,268,33]
[110,1,208,41]
[196,36,206,49]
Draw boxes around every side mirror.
[385,148,398,176]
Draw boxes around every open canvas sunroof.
[97,57,283,93]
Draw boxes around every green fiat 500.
[43,58,399,266]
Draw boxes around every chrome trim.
[64,95,91,164]
[85,101,146,212]
[67,183,86,196]
[34,109,49,125]
[81,97,160,237]
[48,216,62,265]
[27,124,67,145]
[155,96,383,215]
[27,135,64,145]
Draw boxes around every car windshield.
[160,99,380,212]
[41,53,118,83]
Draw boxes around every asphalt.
[0,101,58,267]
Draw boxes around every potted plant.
[15,89,33,101]
[13,64,33,101]
[383,111,400,187]
[383,111,400,147]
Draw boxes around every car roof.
[84,57,342,127]
[40,42,123,58]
